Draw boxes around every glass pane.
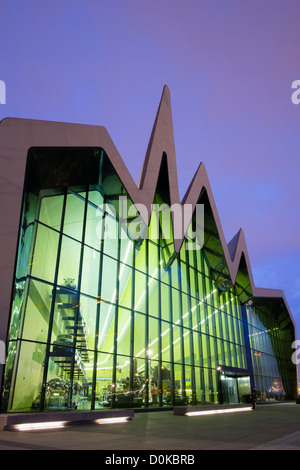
[63,193,85,241]
[161,321,171,362]
[39,195,63,229]
[134,313,146,358]
[31,224,59,284]
[57,236,81,288]
[94,352,113,408]
[119,263,133,310]
[117,308,131,356]
[97,302,115,354]
[22,279,52,344]
[81,246,100,297]
[101,255,117,304]
[161,282,170,322]
[85,201,103,250]
[10,340,47,412]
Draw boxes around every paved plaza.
[0,403,300,451]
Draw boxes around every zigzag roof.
[136,86,294,328]
[0,86,295,331]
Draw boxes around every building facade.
[0,87,297,413]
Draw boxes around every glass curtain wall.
[245,305,292,401]
[1,148,291,412]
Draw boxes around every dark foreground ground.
[0,403,300,451]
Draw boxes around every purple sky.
[1,0,300,340]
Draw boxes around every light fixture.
[186,407,252,417]
[94,417,131,425]
[14,421,67,431]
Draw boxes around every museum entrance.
[219,369,251,404]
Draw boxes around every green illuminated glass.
[1,148,294,414]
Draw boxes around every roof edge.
[0,88,295,331]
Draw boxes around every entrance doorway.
[220,375,251,404]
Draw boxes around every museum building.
[0,87,297,414]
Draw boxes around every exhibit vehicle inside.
[0,87,297,413]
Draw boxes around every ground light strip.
[94,417,131,424]
[14,421,67,431]
[185,407,252,417]
[13,416,131,431]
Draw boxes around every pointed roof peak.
[162,83,170,94]
[228,229,244,261]
[137,84,177,196]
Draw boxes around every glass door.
[221,376,239,404]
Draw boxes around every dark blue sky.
[1,0,300,340]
